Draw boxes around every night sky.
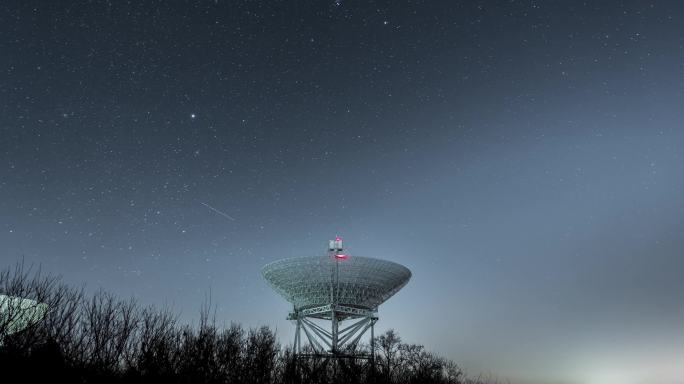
[2,1,684,383]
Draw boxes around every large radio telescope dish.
[261,238,411,360]
[262,256,411,314]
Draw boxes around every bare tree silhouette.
[0,261,501,384]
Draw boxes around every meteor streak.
[200,202,236,221]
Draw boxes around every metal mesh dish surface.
[261,256,411,310]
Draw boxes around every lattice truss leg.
[292,313,377,356]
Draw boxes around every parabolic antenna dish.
[0,294,48,336]
[261,256,411,311]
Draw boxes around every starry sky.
[2,1,684,383]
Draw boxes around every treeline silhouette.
[0,262,499,384]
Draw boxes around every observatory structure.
[0,294,48,344]
[261,238,411,360]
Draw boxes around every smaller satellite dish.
[0,294,48,337]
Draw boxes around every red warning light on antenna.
[335,254,348,260]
